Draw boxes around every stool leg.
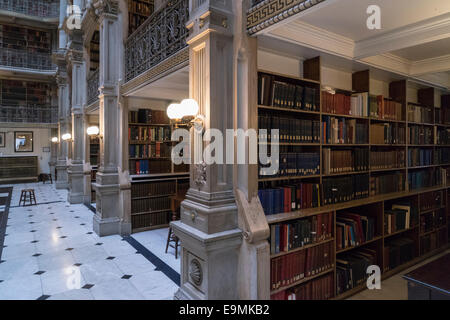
[32,192,36,205]
[165,227,172,254]
[175,238,179,259]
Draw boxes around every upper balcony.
[0,0,59,20]
[124,0,189,86]
[0,105,58,124]
[0,48,56,73]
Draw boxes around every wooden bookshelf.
[128,0,154,35]
[128,108,189,232]
[0,156,38,183]
[256,62,450,300]
[89,31,100,72]
[0,24,51,54]
[0,79,51,107]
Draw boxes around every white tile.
[48,289,94,300]
[1,242,37,260]
[128,271,178,300]
[112,253,156,276]
[0,274,42,300]
[80,260,124,285]
[37,251,75,272]
[70,244,109,264]
[41,266,86,295]
[89,278,145,300]
[0,256,40,281]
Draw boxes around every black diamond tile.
[95,243,103,246]
[86,232,93,235]
[74,263,82,267]
[65,248,74,251]
[75,216,80,219]
[29,222,35,224]
[32,253,42,257]
[80,223,85,226]
[121,275,132,279]
[28,215,33,217]
[50,213,55,215]
[0,260,5,264]
[106,256,115,260]
[70,210,74,213]
[0,280,3,283]
[37,295,50,300]
[82,284,94,289]
[34,271,45,275]
[27,209,32,211]
[52,219,58,221]
[56,226,62,229]
[60,236,67,239]
[31,240,38,243]
[30,230,36,233]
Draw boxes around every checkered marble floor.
[0,183,179,300]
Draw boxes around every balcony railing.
[0,48,56,71]
[0,0,59,18]
[87,69,100,105]
[125,0,189,82]
[0,105,58,123]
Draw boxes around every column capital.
[186,0,233,44]
[93,0,119,19]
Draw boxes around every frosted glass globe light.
[51,137,58,143]
[181,99,199,117]
[167,103,183,120]
[61,133,72,141]
[87,126,100,136]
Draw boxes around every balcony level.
[0,0,59,22]
[123,0,189,93]
[0,48,56,75]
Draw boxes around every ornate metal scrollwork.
[87,69,100,105]
[124,0,189,82]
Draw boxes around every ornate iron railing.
[0,0,59,18]
[0,48,56,71]
[0,105,58,123]
[125,0,189,82]
[87,69,100,105]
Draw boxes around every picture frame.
[14,131,33,152]
[0,132,4,148]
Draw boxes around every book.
[322,148,369,174]
[322,116,367,145]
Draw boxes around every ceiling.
[258,0,450,90]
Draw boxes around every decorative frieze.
[246,0,325,35]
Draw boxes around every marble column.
[56,71,70,189]
[172,0,242,300]
[92,0,130,236]
[67,31,87,204]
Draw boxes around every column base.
[56,164,68,190]
[67,163,85,204]
[171,221,242,300]
[93,215,120,237]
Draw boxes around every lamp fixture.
[61,133,72,141]
[51,137,58,143]
[87,126,100,136]
[167,103,183,120]
[167,99,202,127]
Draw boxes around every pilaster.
[67,30,87,203]
[91,0,129,236]
[172,0,243,300]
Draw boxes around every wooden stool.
[165,226,179,259]
[19,189,37,206]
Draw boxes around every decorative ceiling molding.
[268,20,354,59]
[354,12,450,59]
[410,54,450,76]
[246,0,326,35]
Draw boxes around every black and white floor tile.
[0,183,179,300]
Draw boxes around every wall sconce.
[167,99,203,127]
[61,133,72,141]
[51,137,59,143]
[87,126,100,136]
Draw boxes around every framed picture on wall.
[14,131,33,152]
[0,132,4,148]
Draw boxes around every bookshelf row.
[269,187,449,300]
[0,79,52,107]
[128,0,154,35]
[128,107,189,232]
[0,24,51,54]
[257,61,450,300]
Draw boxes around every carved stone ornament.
[189,259,203,286]
[194,161,207,188]
[93,0,119,16]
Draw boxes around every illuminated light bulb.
[167,103,183,120]
[181,98,199,117]
[61,133,72,141]
[51,137,58,143]
[87,126,100,136]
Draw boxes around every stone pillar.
[172,0,242,300]
[59,0,68,49]
[56,69,70,189]
[92,0,130,236]
[67,31,87,204]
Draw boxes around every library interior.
[0,0,449,301]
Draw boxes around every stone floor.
[0,182,179,300]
